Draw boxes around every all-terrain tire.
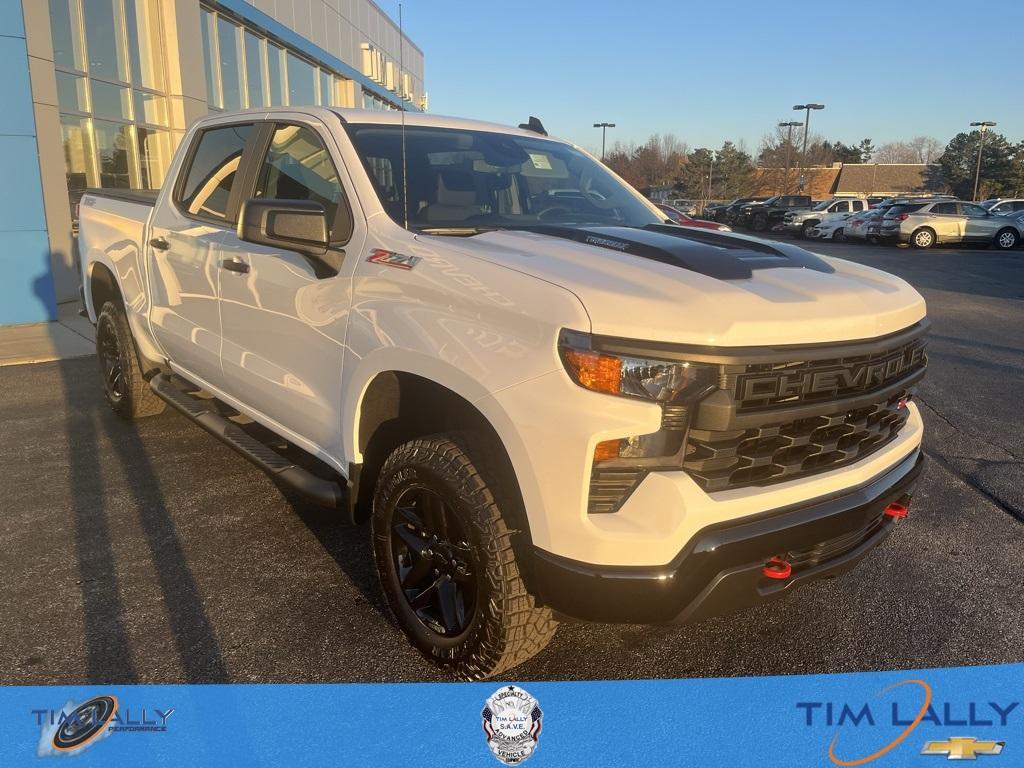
[371,433,557,679]
[95,301,165,419]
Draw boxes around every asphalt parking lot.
[2,237,1022,685]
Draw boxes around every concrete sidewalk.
[0,302,95,366]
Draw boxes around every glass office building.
[1,0,425,325]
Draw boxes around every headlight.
[558,330,717,403]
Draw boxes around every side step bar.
[150,373,346,510]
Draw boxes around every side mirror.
[238,199,329,258]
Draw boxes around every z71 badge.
[367,248,421,270]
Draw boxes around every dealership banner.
[0,663,1020,766]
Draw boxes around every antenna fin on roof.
[518,116,548,136]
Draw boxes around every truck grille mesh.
[682,391,910,493]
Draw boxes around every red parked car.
[655,203,732,231]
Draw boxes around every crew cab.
[783,196,870,238]
[79,107,928,679]
[735,194,812,231]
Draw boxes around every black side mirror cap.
[238,199,329,258]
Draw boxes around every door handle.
[149,236,170,251]
[220,258,250,274]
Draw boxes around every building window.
[217,17,243,111]
[267,43,285,105]
[244,31,265,108]
[286,52,316,106]
[49,0,170,197]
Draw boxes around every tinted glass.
[887,204,926,216]
[255,124,347,240]
[82,0,128,81]
[833,201,850,212]
[200,9,218,106]
[287,53,316,105]
[178,124,253,220]
[217,18,242,111]
[244,32,264,108]
[93,120,135,188]
[267,45,284,105]
[124,0,164,90]
[49,0,85,70]
[932,202,957,214]
[347,124,661,230]
[962,204,988,217]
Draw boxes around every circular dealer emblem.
[481,685,543,765]
[52,695,118,751]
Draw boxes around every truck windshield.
[345,124,661,232]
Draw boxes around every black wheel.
[95,301,165,419]
[372,434,556,679]
[833,228,845,242]
[801,221,816,239]
[911,227,935,249]
[994,228,1019,250]
[752,213,769,231]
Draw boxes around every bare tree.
[874,142,919,164]
[909,136,944,164]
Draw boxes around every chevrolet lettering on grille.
[736,345,926,402]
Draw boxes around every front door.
[148,122,256,385]
[217,119,363,460]
[961,202,998,242]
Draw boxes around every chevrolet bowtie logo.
[922,737,1005,759]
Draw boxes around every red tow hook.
[884,502,909,519]
[762,556,792,580]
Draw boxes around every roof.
[835,164,938,195]
[332,108,555,140]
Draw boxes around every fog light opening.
[762,556,792,580]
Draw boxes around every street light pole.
[593,122,615,160]
[778,121,802,194]
[793,103,824,192]
[970,120,996,202]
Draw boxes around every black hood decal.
[525,224,835,280]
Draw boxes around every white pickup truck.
[783,196,871,238]
[79,107,928,679]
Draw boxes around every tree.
[856,138,875,163]
[712,141,755,199]
[909,136,943,164]
[937,130,1016,200]
[874,142,920,164]
[676,147,715,200]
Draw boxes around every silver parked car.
[980,198,1024,215]
[879,200,1022,249]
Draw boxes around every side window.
[833,201,850,213]
[851,201,865,211]
[177,124,253,222]
[932,202,957,214]
[961,203,988,217]
[1014,202,1024,212]
[254,124,352,243]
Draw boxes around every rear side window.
[887,203,926,216]
[932,202,957,214]
[254,124,352,243]
[177,124,253,221]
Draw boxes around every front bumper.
[531,449,923,624]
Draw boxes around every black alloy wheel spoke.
[408,575,442,610]
[400,552,434,590]
[436,577,462,634]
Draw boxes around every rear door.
[927,202,962,242]
[148,121,257,384]
[217,117,364,456]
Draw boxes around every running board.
[150,373,346,510]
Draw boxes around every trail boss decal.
[367,248,421,270]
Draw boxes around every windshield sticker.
[528,153,552,171]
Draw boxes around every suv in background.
[981,198,1024,215]
[736,195,812,231]
[784,196,870,238]
[880,200,1022,249]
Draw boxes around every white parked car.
[809,212,855,240]
[77,106,929,678]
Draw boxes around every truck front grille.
[784,512,886,570]
[682,391,910,493]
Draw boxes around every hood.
[422,225,926,347]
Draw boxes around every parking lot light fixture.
[778,121,802,194]
[969,120,997,202]
[593,122,616,161]
[793,104,825,189]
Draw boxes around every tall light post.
[593,122,615,160]
[970,120,996,202]
[778,120,802,194]
[793,103,824,192]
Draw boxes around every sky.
[384,0,1024,156]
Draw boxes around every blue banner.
[1,663,1021,766]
